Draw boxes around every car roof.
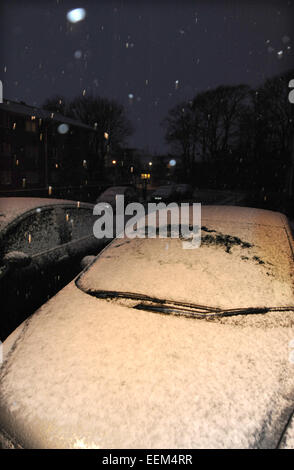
[101,186,129,193]
[0,197,93,231]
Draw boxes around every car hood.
[0,282,294,449]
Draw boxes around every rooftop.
[0,99,94,131]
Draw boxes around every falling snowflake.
[57,124,69,134]
[282,35,290,44]
[74,50,82,59]
[66,8,86,23]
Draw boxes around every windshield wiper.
[134,303,271,318]
[133,301,293,318]
[76,285,294,319]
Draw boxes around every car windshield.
[77,219,294,314]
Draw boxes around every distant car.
[151,184,177,203]
[175,183,193,200]
[1,206,294,449]
[96,186,138,209]
[0,197,106,340]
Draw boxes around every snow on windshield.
[78,221,294,310]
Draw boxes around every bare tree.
[191,85,251,162]
[162,101,196,175]
[68,95,133,147]
[42,95,68,115]
[163,85,250,170]
[253,69,294,194]
[68,95,134,173]
[43,94,134,175]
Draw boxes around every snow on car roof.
[103,186,128,193]
[0,197,93,231]
[79,206,294,310]
[200,205,289,227]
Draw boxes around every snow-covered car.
[0,197,106,341]
[151,184,177,203]
[96,185,138,209]
[0,206,294,449]
[175,183,193,200]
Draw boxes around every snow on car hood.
[0,282,294,449]
[78,220,294,310]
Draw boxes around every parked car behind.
[0,197,106,340]
[0,205,294,448]
[150,184,177,203]
[96,185,138,209]
[175,183,193,200]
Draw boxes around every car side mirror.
[3,251,32,269]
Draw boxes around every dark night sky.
[1,0,294,153]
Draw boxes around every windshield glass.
[78,218,294,311]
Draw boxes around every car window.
[2,208,60,256]
[63,207,95,240]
